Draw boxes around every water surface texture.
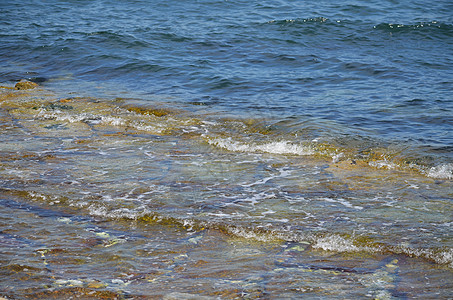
[1,0,452,298]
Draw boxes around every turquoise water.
[1,0,452,298]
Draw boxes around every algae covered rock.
[15,80,39,90]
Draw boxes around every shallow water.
[1,0,453,298]
[0,87,451,298]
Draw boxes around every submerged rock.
[164,292,215,300]
[15,80,38,90]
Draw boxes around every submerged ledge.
[2,84,452,180]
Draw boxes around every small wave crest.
[3,86,451,181]
[427,163,453,179]
[3,185,451,269]
[267,17,329,26]
[138,212,453,268]
[83,201,453,269]
[373,21,453,37]
[205,134,453,180]
[207,137,314,156]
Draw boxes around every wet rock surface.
[14,80,39,90]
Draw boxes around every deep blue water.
[1,0,453,161]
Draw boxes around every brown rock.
[15,80,38,90]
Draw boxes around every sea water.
[0,0,452,298]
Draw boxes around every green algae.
[126,105,171,117]
[14,80,39,90]
[21,287,124,299]
[35,102,74,111]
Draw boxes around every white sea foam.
[240,192,276,205]
[320,197,364,210]
[332,152,344,163]
[55,279,84,287]
[38,110,106,124]
[88,204,149,220]
[312,235,361,252]
[394,244,453,269]
[241,167,292,187]
[427,163,453,179]
[208,137,314,156]
[241,175,274,187]
[226,226,271,242]
[368,160,397,170]
[37,109,168,133]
